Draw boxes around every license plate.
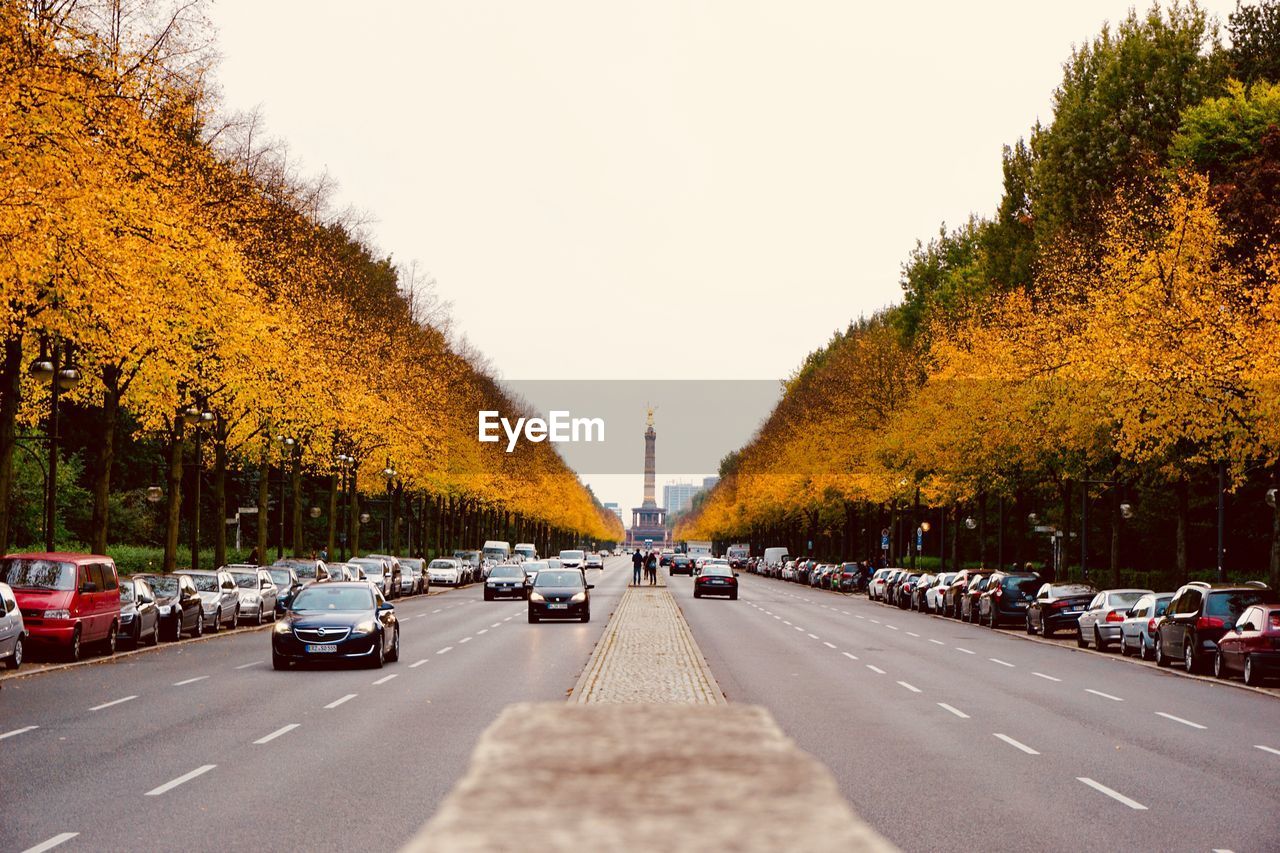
[548,604,568,610]
[306,644,338,653]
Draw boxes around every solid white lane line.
[937,703,970,719]
[459,637,472,644]
[994,733,1040,755]
[1,725,38,740]
[842,652,860,661]
[929,639,945,646]
[897,681,921,693]
[906,631,920,637]
[89,695,137,712]
[324,694,357,709]
[437,646,454,654]
[410,659,429,668]
[989,658,1015,667]
[1085,688,1123,702]
[823,641,837,649]
[20,832,79,853]
[145,764,216,796]
[866,665,886,674]
[954,647,974,654]
[1076,777,1147,810]
[1155,711,1206,730]
[372,674,398,685]
[1255,744,1280,757]
[173,676,209,686]
[254,724,300,745]
[234,661,261,670]
[1032,672,1061,682]
[807,632,819,639]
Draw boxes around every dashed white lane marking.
[937,703,970,719]
[897,681,921,693]
[324,694,357,709]
[477,629,488,635]
[254,724,300,745]
[929,639,945,646]
[432,609,442,613]
[907,631,920,637]
[145,764,216,796]
[1032,672,1061,682]
[841,610,851,615]
[235,661,261,670]
[842,652,860,661]
[372,674,398,685]
[459,636,473,644]
[823,641,837,649]
[504,616,513,621]
[783,620,793,626]
[855,615,865,620]
[866,665,886,675]
[410,659,429,668]
[1255,744,1280,757]
[793,626,805,633]
[773,615,781,620]
[1155,711,1206,730]
[954,647,974,655]
[89,695,137,712]
[1085,688,1123,702]
[869,619,881,624]
[989,658,1014,667]
[1,725,39,740]
[174,676,209,686]
[807,632,819,639]
[490,622,502,628]
[764,610,773,615]
[437,646,454,655]
[885,624,899,631]
[994,733,1040,755]
[20,832,79,853]
[1076,777,1147,810]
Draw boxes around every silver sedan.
[1119,592,1173,660]
[229,568,278,625]
[1077,589,1151,650]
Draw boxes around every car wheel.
[149,621,160,646]
[1120,634,1131,656]
[1041,617,1054,638]
[1244,655,1262,686]
[1025,615,1036,635]
[272,649,288,670]
[1139,635,1152,661]
[370,633,385,669]
[580,612,590,623]
[1214,651,1227,679]
[388,628,400,662]
[528,612,539,624]
[208,610,219,633]
[1094,627,1107,651]
[693,591,701,599]
[1155,637,1170,667]
[484,590,493,601]
[67,626,82,662]
[730,592,738,601]
[1077,627,1088,648]
[5,635,22,669]
[1183,642,1197,674]
[130,622,141,649]
[255,606,265,626]
[195,612,204,637]
[231,606,239,628]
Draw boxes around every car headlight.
[570,592,586,603]
[158,604,173,615]
[352,620,377,635]
[530,592,545,602]
[44,609,71,619]
[273,621,291,634]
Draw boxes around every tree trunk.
[1110,486,1122,587]
[213,421,228,569]
[90,364,120,555]
[1056,479,1072,583]
[977,491,988,568]
[290,444,302,557]
[0,334,23,553]
[349,481,360,556]
[256,448,269,561]
[1175,476,1189,585]
[326,473,338,558]
[162,422,185,573]
[391,481,402,556]
[1270,472,1280,592]
[950,503,959,572]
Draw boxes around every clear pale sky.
[206,0,1238,511]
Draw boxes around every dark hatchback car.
[136,573,203,640]
[694,563,739,599]
[1155,582,1279,673]
[485,564,530,600]
[117,576,160,647]
[267,566,302,614]
[1215,604,1280,685]
[1025,582,1097,638]
[528,570,592,623]
[272,582,399,669]
[978,572,1040,628]
[670,554,694,576]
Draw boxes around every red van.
[0,552,122,661]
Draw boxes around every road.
[672,572,1280,853]
[1,556,632,853]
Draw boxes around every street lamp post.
[187,407,213,569]
[335,454,354,560]
[381,459,397,554]
[28,336,81,552]
[275,435,295,558]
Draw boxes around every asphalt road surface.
[672,572,1280,853]
[2,556,632,853]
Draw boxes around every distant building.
[603,502,624,524]
[702,476,720,490]
[663,482,698,515]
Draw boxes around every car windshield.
[232,572,258,588]
[535,571,583,588]
[1108,591,1145,607]
[148,576,178,595]
[701,565,732,577]
[560,551,585,561]
[1007,578,1040,597]
[1,558,77,591]
[353,561,384,577]
[119,581,135,602]
[490,566,523,578]
[285,562,317,578]
[268,570,292,586]
[291,586,374,611]
[1052,585,1095,597]
[189,575,219,592]
[1206,590,1278,619]
[429,560,457,570]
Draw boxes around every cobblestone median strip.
[570,585,725,705]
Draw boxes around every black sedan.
[272,583,399,669]
[693,564,739,599]
[485,564,529,600]
[1025,582,1097,638]
[267,566,302,614]
[117,576,160,647]
[136,573,204,640]
[528,570,592,623]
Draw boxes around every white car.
[228,567,278,625]
[522,561,547,583]
[1076,588,1152,650]
[584,553,604,570]
[185,570,240,631]
[868,568,891,601]
[782,562,797,582]
[0,582,25,670]
[1118,592,1173,659]
[925,572,958,613]
[559,550,585,570]
[428,558,462,586]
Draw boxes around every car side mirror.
[586,584,595,590]
[378,602,394,613]
[80,581,97,594]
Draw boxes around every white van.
[482,540,512,563]
[763,547,790,567]
[514,543,537,561]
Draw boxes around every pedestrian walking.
[645,551,658,585]
[632,548,644,586]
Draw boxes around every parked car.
[427,558,463,586]
[960,574,992,622]
[925,572,957,614]
[0,553,122,661]
[839,563,864,593]
[350,557,396,598]
[363,555,404,598]
[267,566,302,614]
[1025,582,1097,638]
[399,558,428,595]
[117,576,160,647]
[1119,593,1173,660]
[868,568,891,601]
[1155,582,1279,673]
[977,572,1040,628]
[943,569,991,618]
[274,558,331,585]
[882,569,906,603]
[1214,604,1280,685]
[137,573,204,640]
[0,581,26,669]
[528,569,593,623]
[185,569,240,632]
[694,563,739,599]
[228,567,278,625]
[1076,588,1152,650]
[897,572,923,609]
[485,564,530,600]
[272,582,399,669]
